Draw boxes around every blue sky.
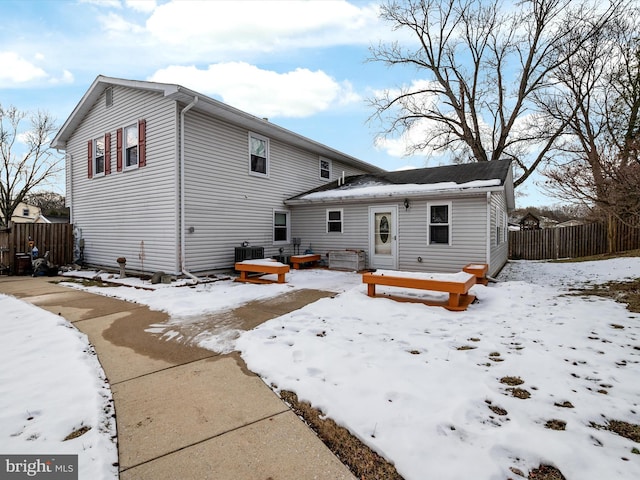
[0,0,552,207]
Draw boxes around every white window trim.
[249,132,270,178]
[123,123,138,170]
[319,156,332,180]
[273,209,290,245]
[427,201,452,246]
[93,136,105,177]
[326,208,343,233]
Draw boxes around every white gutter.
[179,96,199,282]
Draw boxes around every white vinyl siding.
[181,111,374,272]
[65,85,179,274]
[489,191,509,276]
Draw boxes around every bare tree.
[541,5,640,226]
[24,191,67,217]
[0,105,62,227]
[368,0,620,187]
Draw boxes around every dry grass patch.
[500,376,525,386]
[544,419,566,431]
[63,425,91,441]
[280,390,404,480]
[507,387,531,399]
[607,420,640,443]
[527,464,567,479]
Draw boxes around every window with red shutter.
[138,119,146,168]
[87,140,93,178]
[105,132,111,175]
[116,128,123,172]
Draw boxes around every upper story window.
[105,87,113,108]
[249,133,269,176]
[320,157,331,179]
[93,136,105,176]
[427,202,451,245]
[22,208,29,217]
[124,124,138,168]
[327,209,343,233]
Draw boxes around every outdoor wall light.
[404,198,410,210]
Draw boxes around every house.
[50,76,383,275]
[1,202,50,225]
[285,160,514,277]
[51,76,514,278]
[519,212,541,230]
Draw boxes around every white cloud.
[144,0,380,54]
[99,12,145,34]
[0,52,47,85]
[125,0,157,13]
[79,0,122,8]
[149,62,361,118]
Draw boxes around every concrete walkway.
[0,276,356,480]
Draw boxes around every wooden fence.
[509,220,640,260]
[0,223,74,275]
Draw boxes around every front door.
[369,205,398,270]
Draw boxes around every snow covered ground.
[2,257,639,479]
[0,295,118,480]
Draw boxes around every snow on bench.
[290,254,321,269]
[362,269,477,311]
[235,259,290,284]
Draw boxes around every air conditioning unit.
[234,246,265,263]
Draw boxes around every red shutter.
[138,119,146,168]
[87,140,93,178]
[104,133,111,175]
[116,128,123,172]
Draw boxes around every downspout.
[486,191,491,273]
[179,96,199,282]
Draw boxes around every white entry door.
[369,205,398,269]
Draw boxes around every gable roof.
[51,75,384,175]
[287,159,514,206]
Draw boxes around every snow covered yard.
[0,295,118,480]
[2,256,639,480]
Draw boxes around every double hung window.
[327,209,343,233]
[273,210,290,243]
[428,202,451,245]
[250,133,269,176]
[124,124,138,168]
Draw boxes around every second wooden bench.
[362,270,477,311]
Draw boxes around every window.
[427,202,451,245]
[124,124,138,168]
[105,87,113,107]
[273,210,290,243]
[320,157,331,179]
[249,133,269,176]
[496,207,506,245]
[327,209,343,233]
[93,137,105,175]
[22,208,29,216]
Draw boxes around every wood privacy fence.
[509,220,640,260]
[0,223,73,275]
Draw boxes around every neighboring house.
[50,76,383,275]
[286,160,514,277]
[519,212,541,230]
[1,202,50,224]
[555,219,585,228]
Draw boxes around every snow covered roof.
[287,159,513,204]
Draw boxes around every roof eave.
[285,184,505,206]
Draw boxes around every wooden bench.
[235,259,290,284]
[362,270,477,311]
[462,263,489,285]
[290,254,321,269]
